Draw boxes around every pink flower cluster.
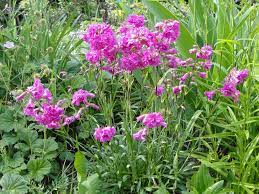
[83,14,180,72]
[167,45,213,96]
[94,126,116,142]
[133,112,167,141]
[204,68,248,102]
[17,78,98,129]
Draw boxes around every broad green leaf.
[190,165,214,193]
[0,174,28,194]
[27,159,51,182]
[142,0,195,58]
[80,174,101,194]
[74,151,87,181]
[32,139,59,159]
[0,111,26,132]
[204,180,224,194]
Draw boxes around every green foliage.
[0,0,258,193]
[0,174,28,194]
[27,159,52,182]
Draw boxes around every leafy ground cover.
[0,0,258,193]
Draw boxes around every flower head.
[196,45,213,60]
[72,89,95,106]
[155,85,164,97]
[204,91,215,101]
[23,99,35,116]
[35,103,64,129]
[172,86,183,95]
[137,112,167,128]
[198,72,207,79]
[133,128,148,141]
[127,14,145,28]
[94,126,116,142]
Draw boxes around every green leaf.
[0,174,28,194]
[0,111,26,132]
[142,0,195,58]
[203,180,224,194]
[74,151,87,181]
[190,165,214,193]
[27,159,51,182]
[32,139,59,159]
[80,174,101,194]
[154,186,170,194]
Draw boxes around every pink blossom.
[94,126,116,142]
[72,89,95,106]
[204,91,215,100]
[155,20,180,43]
[137,112,167,128]
[35,103,64,129]
[220,83,240,103]
[27,78,45,100]
[155,85,164,96]
[203,60,212,70]
[172,86,182,95]
[198,72,207,79]
[16,91,27,101]
[196,45,213,60]
[133,128,148,141]
[85,50,101,64]
[83,23,117,64]
[23,99,35,116]
[237,69,249,84]
[63,116,76,126]
[43,89,52,102]
[127,14,145,28]
[179,73,190,83]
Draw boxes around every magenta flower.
[127,14,145,28]
[155,20,180,43]
[179,73,190,83]
[198,72,207,79]
[204,91,215,100]
[83,23,117,64]
[63,116,76,126]
[237,69,249,84]
[133,128,148,141]
[155,85,164,96]
[16,91,27,101]
[196,45,213,60]
[220,83,240,103]
[23,99,35,116]
[72,89,95,106]
[27,78,45,100]
[35,103,64,129]
[203,60,212,70]
[42,88,52,102]
[137,112,167,128]
[172,86,182,95]
[94,126,116,143]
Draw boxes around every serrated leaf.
[27,159,51,182]
[0,174,28,194]
[32,139,59,159]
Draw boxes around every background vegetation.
[0,0,258,193]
